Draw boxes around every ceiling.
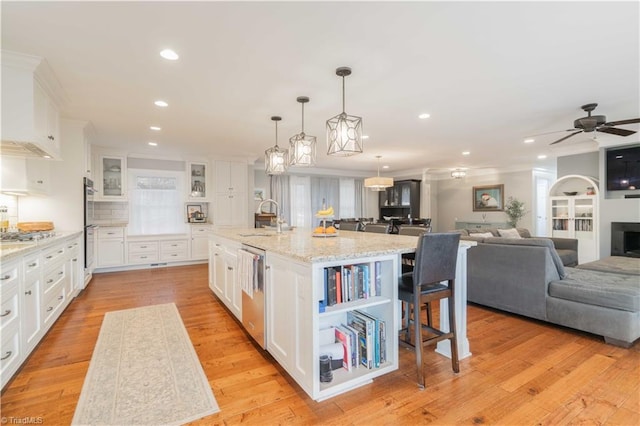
[2,1,639,176]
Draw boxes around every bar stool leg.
[414,286,425,389]
[448,279,460,373]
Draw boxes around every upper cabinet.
[213,160,248,227]
[1,51,65,159]
[214,160,247,193]
[379,179,421,220]
[95,154,127,200]
[187,161,209,201]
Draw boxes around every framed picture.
[254,188,265,201]
[186,204,203,218]
[472,184,504,211]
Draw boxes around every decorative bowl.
[563,191,578,196]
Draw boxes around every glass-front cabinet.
[98,155,126,200]
[548,174,599,264]
[187,161,209,201]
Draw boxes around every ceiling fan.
[549,103,640,145]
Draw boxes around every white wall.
[434,170,535,232]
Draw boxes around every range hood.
[0,140,55,159]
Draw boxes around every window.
[128,169,187,235]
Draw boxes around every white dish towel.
[238,249,256,298]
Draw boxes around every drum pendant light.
[326,67,363,156]
[364,156,393,191]
[289,96,316,167]
[265,116,288,175]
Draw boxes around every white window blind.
[128,169,187,235]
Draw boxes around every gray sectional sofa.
[457,228,640,347]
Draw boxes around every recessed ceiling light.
[160,49,179,60]
[43,155,51,159]
[362,135,370,139]
[462,151,470,156]
[150,126,161,131]
[148,142,158,146]
[537,154,547,159]
[524,138,535,144]
[418,113,431,119]
[154,100,168,107]
[382,165,390,169]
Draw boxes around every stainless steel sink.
[238,233,275,237]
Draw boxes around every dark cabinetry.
[379,179,420,220]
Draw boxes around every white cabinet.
[549,175,599,264]
[187,161,209,202]
[97,227,125,268]
[0,260,22,390]
[266,252,399,401]
[96,155,126,200]
[265,253,313,384]
[0,157,50,195]
[128,241,158,264]
[1,51,63,159]
[159,240,189,262]
[213,160,248,227]
[190,225,213,260]
[209,236,242,320]
[21,252,42,354]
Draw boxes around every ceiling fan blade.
[529,129,577,137]
[550,130,583,145]
[597,127,637,137]
[604,118,640,126]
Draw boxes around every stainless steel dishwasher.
[240,244,266,349]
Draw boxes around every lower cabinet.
[265,253,313,385]
[190,225,213,260]
[97,227,125,267]
[1,234,81,390]
[209,236,242,320]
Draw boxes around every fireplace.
[611,222,640,258]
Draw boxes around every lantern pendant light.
[326,66,363,156]
[289,96,317,167]
[265,116,288,175]
[364,155,393,191]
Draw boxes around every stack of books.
[322,262,382,308]
[333,310,386,371]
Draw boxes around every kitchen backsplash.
[0,194,19,230]
[94,201,129,223]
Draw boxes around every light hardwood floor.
[1,264,638,425]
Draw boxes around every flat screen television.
[606,145,640,191]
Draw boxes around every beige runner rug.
[72,303,219,425]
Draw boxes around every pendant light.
[451,169,467,179]
[326,66,363,156]
[364,156,393,191]
[265,116,288,175]
[289,96,316,167]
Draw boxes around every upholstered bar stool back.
[398,225,430,273]
[398,232,460,388]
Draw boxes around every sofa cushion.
[549,268,640,312]
[498,228,522,239]
[483,237,567,278]
[469,232,493,238]
[516,228,532,238]
[556,249,578,268]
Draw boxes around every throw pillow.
[469,232,493,238]
[498,228,522,239]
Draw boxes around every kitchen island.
[209,227,474,400]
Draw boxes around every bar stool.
[397,225,430,273]
[363,223,391,233]
[398,232,460,389]
[339,221,363,231]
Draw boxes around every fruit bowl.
[563,191,578,196]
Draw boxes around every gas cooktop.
[0,230,57,242]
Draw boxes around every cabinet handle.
[1,274,11,280]
[73,258,78,262]
[25,291,32,296]
[47,279,54,284]
[47,306,53,312]
[171,254,177,257]
[171,244,178,247]
[108,232,115,235]
[58,250,63,254]
[37,180,44,184]
[266,265,271,270]
[58,271,64,275]
[48,135,55,141]
[227,266,233,270]
[141,256,147,259]
[1,351,12,361]
[46,255,53,259]
[58,295,64,301]
[28,262,37,267]
[0,309,11,317]
[214,253,218,257]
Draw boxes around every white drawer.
[0,262,19,288]
[0,324,21,386]
[0,283,19,332]
[190,226,213,236]
[128,252,159,264]
[65,240,80,255]
[160,240,188,252]
[98,227,125,239]
[43,285,66,327]
[43,263,66,296]
[42,244,66,268]
[128,241,158,254]
[23,253,41,279]
[159,251,189,262]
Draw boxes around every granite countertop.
[0,231,84,262]
[211,227,476,263]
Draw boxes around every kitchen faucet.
[256,199,283,234]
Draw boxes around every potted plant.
[504,197,528,228]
